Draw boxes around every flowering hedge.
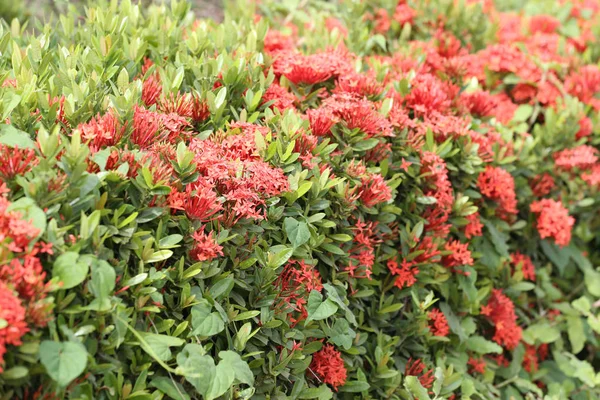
[1,0,600,398]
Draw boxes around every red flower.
[159,92,195,118]
[576,116,593,140]
[393,3,417,26]
[529,15,560,34]
[523,343,539,373]
[131,106,161,148]
[183,181,223,222]
[405,74,452,115]
[530,173,555,197]
[442,240,474,269]
[554,145,598,171]
[405,358,434,389]
[510,252,536,281]
[468,357,486,374]
[428,309,450,337]
[464,212,483,239]
[190,227,223,262]
[481,289,522,350]
[582,164,600,187]
[274,260,323,326]
[307,108,338,136]
[309,344,347,390]
[530,199,574,247]
[77,111,123,152]
[141,73,162,106]
[262,83,296,111]
[477,166,518,218]
[0,281,28,372]
[0,145,38,181]
[388,259,419,289]
[358,174,392,207]
[321,93,393,137]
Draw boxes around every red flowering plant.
[1,0,600,399]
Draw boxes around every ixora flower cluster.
[1,0,600,398]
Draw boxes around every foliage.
[0,0,600,399]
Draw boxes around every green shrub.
[0,0,599,399]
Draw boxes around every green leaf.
[584,269,600,297]
[440,302,467,342]
[138,333,184,361]
[306,290,338,323]
[190,299,225,336]
[176,345,246,400]
[325,319,355,350]
[483,220,509,257]
[150,377,191,400]
[147,250,173,263]
[218,351,254,385]
[404,375,431,400]
[513,104,533,122]
[523,322,561,344]
[567,316,585,354]
[298,385,333,400]
[1,366,28,380]
[284,217,311,248]
[465,336,503,354]
[338,381,369,392]
[39,341,88,387]
[88,260,116,311]
[0,124,36,149]
[52,252,89,290]
[267,246,294,268]
[541,240,570,275]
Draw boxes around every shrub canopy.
[1,0,600,399]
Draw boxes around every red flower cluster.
[554,145,598,171]
[530,199,574,247]
[0,281,28,372]
[442,240,474,271]
[464,212,483,239]
[405,358,434,389]
[468,357,486,374]
[428,309,449,337]
[190,227,223,262]
[0,192,52,371]
[274,260,323,326]
[387,259,418,289]
[481,289,522,350]
[309,344,347,390]
[510,252,536,281]
[477,166,518,219]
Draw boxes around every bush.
[0,0,600,399]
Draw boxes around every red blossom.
[141,73,162,106]
[468,357,486,374]
[477,166,518,218]
[307,108,338,136]
[0,145,38,180]
[511,252,536,281]
[405,358,434,389]
[554,145,598,171]
[309,344,347,390]
[190,227,223,262]
[530,173,555,197]
[464,212,483,239]
[0,282,28,373]
[428,309,450,337]
[442,240,474,269]
[358,174,392,208]
[481,289,522,350]
[530,199,574,247]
